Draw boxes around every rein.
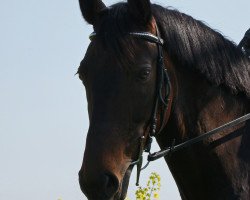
[148,113,250,161]
[88,27,250,186]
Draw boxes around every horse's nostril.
[103,173,119,198]
[78,170,119,199]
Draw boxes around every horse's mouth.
[80,164,134,200]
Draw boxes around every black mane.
[85,3,250,97]
[152,5,250,98]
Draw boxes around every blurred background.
[0,0,249,199]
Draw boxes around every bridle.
[88,24,250,186]
[128,26,172,185]
[89,25,172,185]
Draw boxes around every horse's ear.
[79,0,106,25]
[127,0,152,25]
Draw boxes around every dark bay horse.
[77,0,250,199]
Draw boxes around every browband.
[129,32,164,45]
[89,31,164,45]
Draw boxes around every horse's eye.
[138,68,151,81]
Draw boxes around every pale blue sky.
[0,0,249,200]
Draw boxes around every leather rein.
[88,26,250,186]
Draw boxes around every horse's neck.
[157,68,250,200]
[173,67,249,139]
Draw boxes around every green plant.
[59,172,161,200]
[134,172,161,200]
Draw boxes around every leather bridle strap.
[89,31,163,45]
[129,27,172,185]
[129,32,164,45]
[148,113,250,161]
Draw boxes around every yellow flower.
[153,192,159,199]
[135,172,161,200]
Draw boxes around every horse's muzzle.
[79,170,120,200]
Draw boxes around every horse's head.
[78,0,171,199]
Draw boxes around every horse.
[77,0,250,199]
